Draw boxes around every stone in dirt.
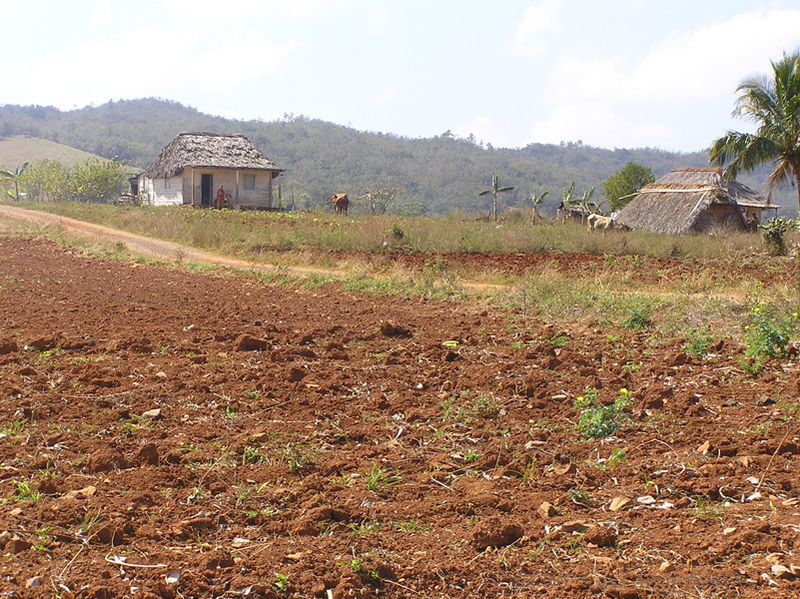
[559,520,590,534]
[6,536,31,554]
[609,496,632,512]
[0,338,17,354]
[538,501,557,518]
[64,485,97,500]
[471,517,523,550]
[25,576,42,588]
[771,564,795,580]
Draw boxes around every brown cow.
[332,193,349,214]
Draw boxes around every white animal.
[587,214,614,231]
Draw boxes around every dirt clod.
[471,517,523,550]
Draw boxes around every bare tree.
[359,180,405,215]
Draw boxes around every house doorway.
[201,174,213,206]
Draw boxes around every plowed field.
[1,235,800,598]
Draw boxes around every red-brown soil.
[1,236,800,598]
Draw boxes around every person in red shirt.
[216,185,226,209]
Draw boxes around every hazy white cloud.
[454,116,518,148]
[530,103,677,148]
[515,0,562,56]
[159,0,344,24]
[91,0,112,25]
[366,9,394,38]
[371,88,398,103]
[529,8,800,149]
[548,9,800,103]
[9,25,297,110]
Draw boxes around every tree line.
[0,98,794,216]
[2,158,127,203]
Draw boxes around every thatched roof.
[143,133,282,178]
[614,167,768,235]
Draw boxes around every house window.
[243,174,255,190]
[163,177,170,189]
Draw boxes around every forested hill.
[0,98,789,215]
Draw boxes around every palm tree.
[479,174,514,221]
[528,190,548,224]
[0,162,29,201]
[710,52,800,216]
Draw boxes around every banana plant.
[579,187,597,223]
[528,190,549,224]
[478,174,514,222]
[0,162,29,201]
[559,182,576,222]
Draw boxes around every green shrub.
[621,306,650,330]
[682,328,714,360]
[744,301,798,359]
[759,217,797,256]
[574,387,632,438]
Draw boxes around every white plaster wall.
[139,175,183,206]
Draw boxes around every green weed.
[744,301,798,360]
[349,558,378,584]
[9,480,41,503]
[273,573,290,592]
[608,448,627,466]
[682,328,715,360]
[693,495,725,518]
[574,387,632,438]
[366,462,401,492]
[569,488,593,506]
[282,443,317,472]
[621,306,651,330]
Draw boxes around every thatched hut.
[138,133,283,208]
[614,167,777,234]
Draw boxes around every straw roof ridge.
[144,132,282,178]
[614,167,766,235]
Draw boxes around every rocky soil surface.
[1,236,799,598]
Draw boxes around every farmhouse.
[137,133,283,208]
[614,167,777,235]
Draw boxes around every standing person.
[216,185,226,209]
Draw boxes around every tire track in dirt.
[0,205,752,300]
[0,204,349,277]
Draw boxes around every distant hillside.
[0,99,793,216]
[0,135,139,176]
[0,135,110,170]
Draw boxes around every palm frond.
[709,131,781,179]
[766,159,794,190]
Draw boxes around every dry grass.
[8,201,776,261]
[3,202,799,345]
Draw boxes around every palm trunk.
[796,170,800,218]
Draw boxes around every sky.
[2,0,800,152]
